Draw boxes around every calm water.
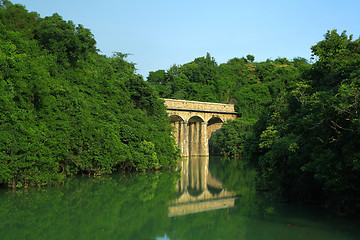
[0,156,359,240]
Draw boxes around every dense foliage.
[245,30,360,214]
[0,1,179,187]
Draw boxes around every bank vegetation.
[0,1,179,188]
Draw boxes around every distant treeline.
[0,1,179,187]
[148,32,360,215]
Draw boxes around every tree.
[246,54,255,62]
[35,13,97,66]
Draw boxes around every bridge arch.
[207,116,223,124]
[170,115,185,122]
[188,115,205,123]
[207,117,223,140]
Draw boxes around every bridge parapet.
[163,98,237,114]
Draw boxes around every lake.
[0,156,359,240]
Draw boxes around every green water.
[0,156,359,240]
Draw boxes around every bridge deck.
[163,98,237,115]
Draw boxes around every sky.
[12,0,360,77]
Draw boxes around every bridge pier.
[188,121,208,156]
[164,99,237,156]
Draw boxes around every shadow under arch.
[188,115,205,123]
[170,115,185,122]
[207,117,224,155]
[207,116,224,140]
[188,116,206,156]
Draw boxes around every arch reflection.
[169,156,237,217]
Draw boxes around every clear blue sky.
[13,0,360,77]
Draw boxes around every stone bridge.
[163,99,237,156]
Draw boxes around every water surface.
[0,156,359,240]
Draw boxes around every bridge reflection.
[168,156,237,217]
